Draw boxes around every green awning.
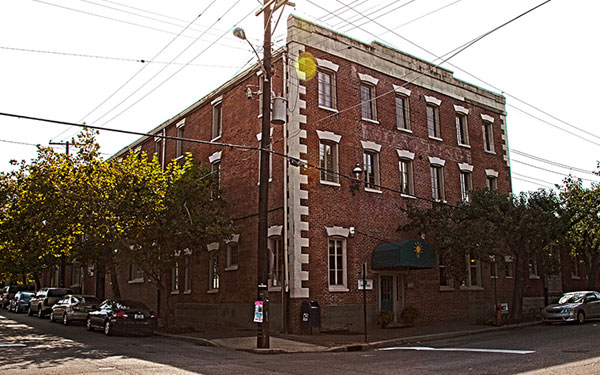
[372,240,436,270]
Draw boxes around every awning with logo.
[371,240,436,270]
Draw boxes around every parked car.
[541,291,600,324]
[1,285,33,309]
[86,299,157,336]
[50,295,101,325]
[9,291,34,313]
[28,287,73,318]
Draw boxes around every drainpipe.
[282,47,290,334]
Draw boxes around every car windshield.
[558,293,585,304]
[20,293,33,300]
[48,289,73,297]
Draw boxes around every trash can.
[300,300,320,328]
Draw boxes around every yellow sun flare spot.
[295,51,317,81]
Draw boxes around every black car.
[86,299,157,336]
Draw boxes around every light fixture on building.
[351,162,363,195]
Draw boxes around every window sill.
[484,149,496,155]
[364,187,382,194]
[70,284,80,288]
[269,286,282,292]
[320,180,341,187]
[361,118,380,125]
[529,275,540,279]
[170,291,180,295]
[329,286,349,292]
[458,143,471,149]
[128,279,144,284]
[439,286,455,292]
[397,127,412,134]
[571,275,581,280]
[225,265,239,271]
[433,199,448,204]
[460,286,484,291]
[401,193,416,199]
[211,135,222,142]
[207,289,219,294]
[183,290,192,295]
[318,105,338,113]
[428,136,443,142]
[505,276,513,279]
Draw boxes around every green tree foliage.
[559,177,600,289]
[405,189,564,322]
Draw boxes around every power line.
[511,149,596,175]
[512,172,558,189]
[511,159,600,183]
[512,176,555,190]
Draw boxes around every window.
[490,261,498,279]
[226,243,238,269]
[462,254,481,288]
[504,256,514,278]
[212,97,222,140]
[320,140,338,183]
[427,105,441,138]
[396,95,410,130]
[430,159,445,201]
[129,264,144,282]
[360,84,377,121]
[460,171,472,203]
[482,115,495,152]
[268,237,283,288]
[456,114,469,146]
[318,70,336,109]
[363,151,380,190]
[184,255,192,292]
[528,258,539,278]
[439,257,453,289]
[154,137,162,166]
[176,120,185,158]
[209,151,222,199]
[571,257,580,278]
[328,238,347,290]
[399,158,414,196]
[486,169,498,190]
[71,263,81,286]
[171,261,179,293]
[209,251,219,291]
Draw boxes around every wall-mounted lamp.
[350,162,363,195]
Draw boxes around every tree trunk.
[95,263,106,300]
[33,273,41,291]
[109,264,121,298]
[509,254,525,322]
[587,258,598,290]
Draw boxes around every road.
[2,311,600,374]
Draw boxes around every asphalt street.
[2,311,600,374]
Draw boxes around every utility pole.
[49,140,69,288]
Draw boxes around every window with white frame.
[317,130,341,185]
[176,119,185,158]
[486,169,498,191]
[226,242,238,270]
[316,58,339,110]
[154,137,162,166]
[362,141,381,191]
[71,263,81,286]
[268,236,283,288]
[209,151,221,198]
[425,96,442,139]
[528,257,539,278]
[207,243,219,291]
[394,85,411,131]
[429,157,446,201]
[359,73,379,122]
[455,105,469,146]
[490,257,498,279]
[171,261,179,293]
[504,256,514,278]
[184,254,192,292]
[129,264,144,282]
[458,163,473,203]
[326,226,350,291]
[462,254,482,288]
[482,114,495,152]
[397,150,415,196]
[212,96,222,140]
[571,257,580,278]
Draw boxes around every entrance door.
[380,276,394,313]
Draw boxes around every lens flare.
[295,51,317,81]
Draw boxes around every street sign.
[358,279,373,290]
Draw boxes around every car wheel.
[37,306,44,319]
[63,314,69,326]
[50,312,55,322]
[27,307,33,316]
[577,311,585,324]
[104,321,113,336]
[86,317,94,331]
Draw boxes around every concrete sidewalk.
[155,320,540,354]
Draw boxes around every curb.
[153,331,219,347]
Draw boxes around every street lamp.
[350,162,363,195]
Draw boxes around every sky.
[0,0,598,194]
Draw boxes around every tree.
[405,189,564,322]
[559,177,600,289]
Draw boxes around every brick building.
[57,16,584,331]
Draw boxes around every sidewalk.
[155,320,540,354]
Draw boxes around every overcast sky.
[1,0,598,194]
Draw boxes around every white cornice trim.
[358,73,379,86]
[458,162,473,172]
[208,151,222,164]
[207,242,219,252]
[326,226,350,238]
[225,234,240,244]
[316,58,339,72]
[485,169,499,177]
[176,118,186,128]
[454,105,469,115]
[481,114,495,123]
[268,225,283,237]
[316,130,342,143]
[397,149,415,160]
[211,95,223,106]
[429,156,446,166]
[424,95,442,106]
[361,140,382,152]
[393,85,411,96]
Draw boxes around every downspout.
[282,47,290,334]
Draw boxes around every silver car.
[50,295,101,325]
[541,291,600,324]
